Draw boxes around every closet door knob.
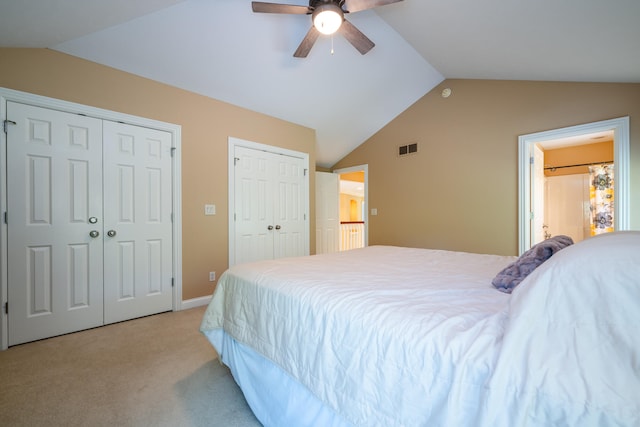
[267,225,274,230]
[107,230,117,237]
[275,225,281,230]
[89,230,100,238]
[88,217,98,224]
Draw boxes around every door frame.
[0,87,183,350]
[518,116,629,255]
[227,137,310,267]
[333,164,369,248]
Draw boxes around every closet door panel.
[6,102,103,346]
[233,146,275,264]
[103,121,173,324]
[272,154,306,259]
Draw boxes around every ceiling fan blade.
[252,2,311,14]
[294,26,320,58]
[343,0,403,13]
[339,20,375,55]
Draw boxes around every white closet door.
[6,102,104,346]
[102,121,173,324]
[233,146,275,264]
[233,145,307,265]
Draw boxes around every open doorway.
[518,117,630,254]
[334,165,368,250]
[543,135,613,244]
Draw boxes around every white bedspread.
[201,246,515,426]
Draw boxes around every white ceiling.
[1,0,639,167]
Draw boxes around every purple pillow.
[492,235,574,293]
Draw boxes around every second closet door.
[233,145,306,265]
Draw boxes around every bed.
[200,231,640,426]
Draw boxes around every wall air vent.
[398,142,418,157]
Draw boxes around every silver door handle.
[89,230,100,238]
[275,225,281,230]
[88,217,98,224]
[107,230,117,237]
[267,225,274,230]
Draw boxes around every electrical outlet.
[209,271,216,282]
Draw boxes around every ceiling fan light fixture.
[313,4,343,35]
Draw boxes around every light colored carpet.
[0,306,262,427]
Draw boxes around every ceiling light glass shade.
[313,5,343,35]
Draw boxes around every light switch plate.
[204,204,216,215]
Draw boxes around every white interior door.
[315,172,339,254]
[103,121,173,324]
[232,145,307,265]
[7,102,104,346]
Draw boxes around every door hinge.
[170,147,176,157]
[171,278,175,288]
[4,302,7,314]
[234,157,240,166]
[529,156,535,165]
[304,168,308,176]
[3,211,7,224]
[3,119,16,133]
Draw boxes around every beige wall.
[0,48,317,300]
[339,194,364,222]
[544,141,613,177]
[340,171,364,183]
[333,79,640,256]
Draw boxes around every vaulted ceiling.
[1,0,639,167]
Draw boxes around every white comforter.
[201,246,515,426]
[201,233,640,426]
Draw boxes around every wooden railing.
[340,221,365,251]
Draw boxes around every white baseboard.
[181,295,212,310]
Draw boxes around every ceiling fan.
[251,0,403,58]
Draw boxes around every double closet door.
[232,145,307,265]
[6,102,173,346]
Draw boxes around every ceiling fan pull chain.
[331,34,335,55]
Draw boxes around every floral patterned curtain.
[589,164,614,235]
